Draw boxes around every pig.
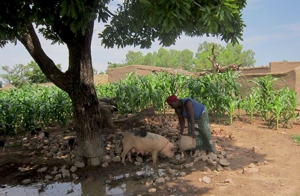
[0,140,6,152]
[121,130,175,166]
[68,138,76,151]
[38,131,49,142]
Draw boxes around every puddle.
[0,164,170,196]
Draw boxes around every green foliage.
[0,61,61,87]
[0,64,30,87]
[0,85,72,135]
[107,41,255,73]
[0,72,298,135]
[26,61,52,84]
[250,75,277,121]
[194,41,256,70]
[100,0,246,49]
[291,135,300,144]
[241,89,259,122]
[241,75,298,129]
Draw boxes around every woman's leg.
[190,107,215,152]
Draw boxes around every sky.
[1,0,300,75]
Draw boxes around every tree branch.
[17,23,70,91]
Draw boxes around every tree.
[0,64,29,87]
[0,0,246,166]
[26,61,61,84]
[194,41,255,73]
[143,52,157,66]
[0,61,61,86]
[124,51,144,65]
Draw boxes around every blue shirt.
[180,98,204,119]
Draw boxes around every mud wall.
[94,74,108,85]
[240,66,270,74]
[107,65,192,83]
[270,62,300,73]
[108,66,137,83]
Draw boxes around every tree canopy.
[107,42,255,71]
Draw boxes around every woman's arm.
[175,109,185,134]
[185,100,196,138]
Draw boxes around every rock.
[112,156,121,162]
[148,188,157,193]
[102,162,109,167]
[207,159,217,166]
[54,174,62,180]
[28,151,35,156]
[37,144,44,149]
[219,159,230,166]
[155,177,165,184]
[224,178,233,183]
[74,161,85,168]
[70,166,77,172]
[103,155,112,162]
[136,156,143,163]
[248,163,256,168]
[51,167,58,174]
[22,179,31,184]
[201,155,208,162]
[203,166,211,172]
[208,152,218,161]
[145,179,153,186]
[216,164,223,172]
[252,146,261,152]
[45,175,53,180]
[61,167,70,178]
[37,166,47,173]
[72,173,79,180]
[243,167,259,173]
[201,176,211,183]
[51,146,59,153]
[179,172,186,177]
[184,162,194,168]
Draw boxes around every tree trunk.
[69,88,105,166]
[18,21,106,166]
[64,21,105,166]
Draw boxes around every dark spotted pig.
[121,130,174,166]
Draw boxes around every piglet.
[121,130,174,166]
[38,131,49,142]
[68,138,76,151]
[0,140,6,152]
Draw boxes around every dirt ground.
[0,110,300,196]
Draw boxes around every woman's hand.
[191,131,196,138]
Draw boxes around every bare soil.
[0,110,300,196]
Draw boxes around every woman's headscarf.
[166,95,178,104]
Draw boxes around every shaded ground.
[0,110,300,196]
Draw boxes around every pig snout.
[160,142,175,158]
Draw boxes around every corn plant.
[275,88,298,128]
[223,96,240,125]
[242,88,260,123]
[250,75,278,120]
[0,85,72,135]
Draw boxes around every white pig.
[121,130,175,166]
